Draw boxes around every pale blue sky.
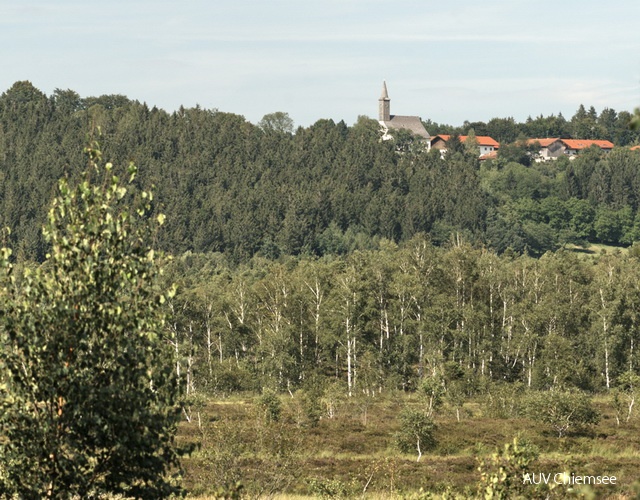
[2,1,639,128]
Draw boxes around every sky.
[2,0,640,129]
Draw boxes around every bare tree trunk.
[347,323,353,397]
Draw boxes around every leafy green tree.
[258,111,294,134]
[524,390,599,437]
[496,141,536,166]
[522,112,569,139]
[0,145,187,498]
[613,370,640,424]
[52,88,84,115]
[396,407,436,461]
[486,117,519,144]
[594,206,633,245]
[419,376,445,417]
[566,198,595,240]
[257,389,283,423]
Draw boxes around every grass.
[178,392,640,498]
[566,242,629,259]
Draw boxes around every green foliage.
[210,481,244,500]
[258,111,294,134]
[613,370,640,424]
[477,437,540,500]
[419,376,445,417]
[0,145,187,498]
[523,390,600,437]
[2,82,640,261]
[257,389,282,423]
[396,407,437,461]
[482,383,526,419]
[308,477,358,499]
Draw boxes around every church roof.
[380,115,430,139]
[380,81,390,100]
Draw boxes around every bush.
[257,389,282,423]
[477,437,540,499]
[523,390,600,437]
[308,477,358,499]
[396,407,437,461]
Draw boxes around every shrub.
[523,390,600,437]
[477,437,540,499]
[257,389,282,423]
[396,407,437,461]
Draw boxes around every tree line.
[2,81,640,263]
[163,237,640,399]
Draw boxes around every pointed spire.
[380,80,389,100]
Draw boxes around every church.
[377,82,430,142]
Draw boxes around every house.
[429,134,500,158]
[528,138,614,161]
[378,82,430,143]
[561,139,613,158]
[527,138,565,161]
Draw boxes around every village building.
[528,138,614,161]
[375,83,616,161]
[526,138,566,161]
[561,139,614,157]
[378,82,430,143]
[429,134,500,158]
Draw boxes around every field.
[177,392,640,499]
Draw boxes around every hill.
[1,80,640,262]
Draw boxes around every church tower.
[379,81,390,121]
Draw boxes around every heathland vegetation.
[2,81,640,497]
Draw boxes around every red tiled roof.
[466,135,500,148]
[561,139,614,150]
[630,145,640,151]
[528,138,561,147]
[431,134,499,148]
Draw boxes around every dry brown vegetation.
[178,393,640,499]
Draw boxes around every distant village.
[376,82,634,162]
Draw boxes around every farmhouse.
[527,138,565,161]
[430,134,500,158]
[561,139,614,157]
[528,138,614,161]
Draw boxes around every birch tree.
[0,145,186,498]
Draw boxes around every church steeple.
[379,81,390,121]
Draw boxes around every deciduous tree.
[0,145,187,498]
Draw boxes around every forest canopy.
[1,80,640,263]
